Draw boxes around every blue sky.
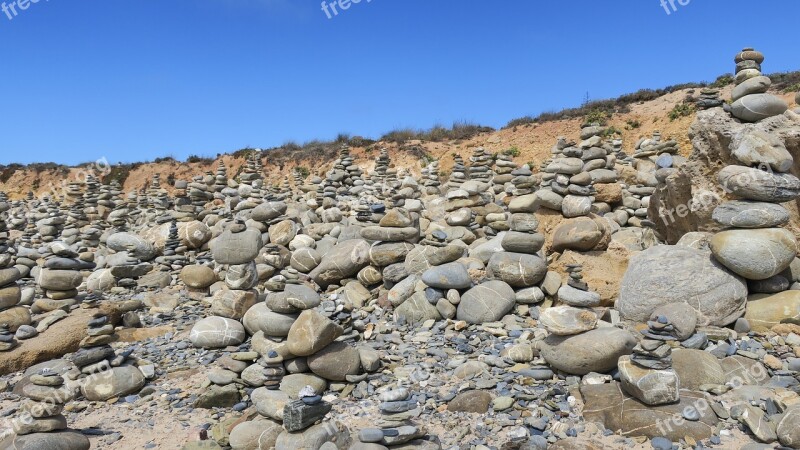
[1,0,798,165]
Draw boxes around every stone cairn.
[492,152,516,194]
[709,76,799,298]
[11,367,86,445]
[556,264,600,308]
[468,147,494,184]
[351,386,429,447]
[35,242,92,314]
[213,160,228,196]
[421,160,441,195]
[696,87,723,110]
[729,48,788,122]
[446,155,467,191]
[209,218,260,321]
[0,214,24,351]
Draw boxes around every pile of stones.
[468,147,493,184]
[729,48,788,122]
[696,87,723,110]
[446,155,467,191]
[421,160,441,195]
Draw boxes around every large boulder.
[744,291,800,332]
[486,252,547,288]
[286,310,343,357]
[81,366,146,401]
[731,93,788,122]
[581,382,717,441]
[394,291,441,326]
[718,165,800,203]
[107,232,157,260]
[672,349,725,390]
[210,228,262,265]
[710,228,797,280]
[551,216,609,252]
[540,327,636,375]
[456,280,516,324]
[309,239,370,288]
[307,341,361,381]
[189,316,246,349]
[618,245,747,326]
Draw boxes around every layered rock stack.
[730,48,788,122]
[421,160,441,195]
[617,312,681,406]
[209,219,260,321]
[213,161,228,196]
[468,147,493,184]
[35,242,90,314]
[709,128,799,295]
[11,367,90,449]
[492,153,516,194]
[0,216,24,348]
[696,87,723,110]
[352,387,428,447]
[446,155,467,191]
[556,264,600,308]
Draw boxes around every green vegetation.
[602,126,622,137]
[295,166,310,179]
[381,121,494,144]
[625,119,641,130]
[186,155,215,164]
[502,147,520,157]
[583,109,610,127]
[668,102,696,121]
[711,74,734,88]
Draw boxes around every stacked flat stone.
[493,153,515,195]
[421,160,442,195]
[70,313,115,373]
[171,180,192,221]
[446,155,467,191]
[556,264,600,308]
[189,175,213,213]
[617,184,655,228]
[634,132,679,158]
[214,161,228,194]
[730,48,788,122]
[511,163,537,197]
[373,148,391,185]
[352,387,426,447]
[12,368,83,444]
[0,324,16,351]
[541,130,600,218]
[617,315,680,406]
[696,87,723,110]
[468,147,493,183]
[237,153,265,211]
[201,219,261,325]
[709,124,799,290]
[261,350,285,390]
[35,242,91,314]
[156,220,188,272]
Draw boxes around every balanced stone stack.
[209,219,260,321]
[373,148,391,186]
[10,368,91,448]
[189,175,214,217]
[492,153,516,194]
[634,132,679,159]
[709,128,799,291]
[0,222,23,345]
[696,87,723,110]
[446,155,467,191]
[172,180,193,221]
[617,313,680,406]
[421,160,442,195]
[556,264,600,308]
[510,163,537,197]
[213,161,228,196]
[282,385,333,433]
[237,153,266,211]
[36,243,90,313]
[730,48,788,122]
[468,147,493,184]
[352,387,427,447]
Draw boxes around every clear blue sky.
[1,0,798,165]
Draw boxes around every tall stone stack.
[421,160,441,195]
[446,155,467,191]
[213,161,228,196]
[709,128,799,294]
[617,310,682,406]
[237,153,266,211]
[493,153,516,194]
[189,175,214,217]
[35,242,95,314]
[468,147,493,184]
[206,219,261,321]
[730,48,788,122]
[541,134,596,218]
[0,219,24,350]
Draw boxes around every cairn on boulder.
[617,313,681,406]
[709,127,799,296]
[729,48,788,122]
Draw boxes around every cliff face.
[649,107,800,244]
